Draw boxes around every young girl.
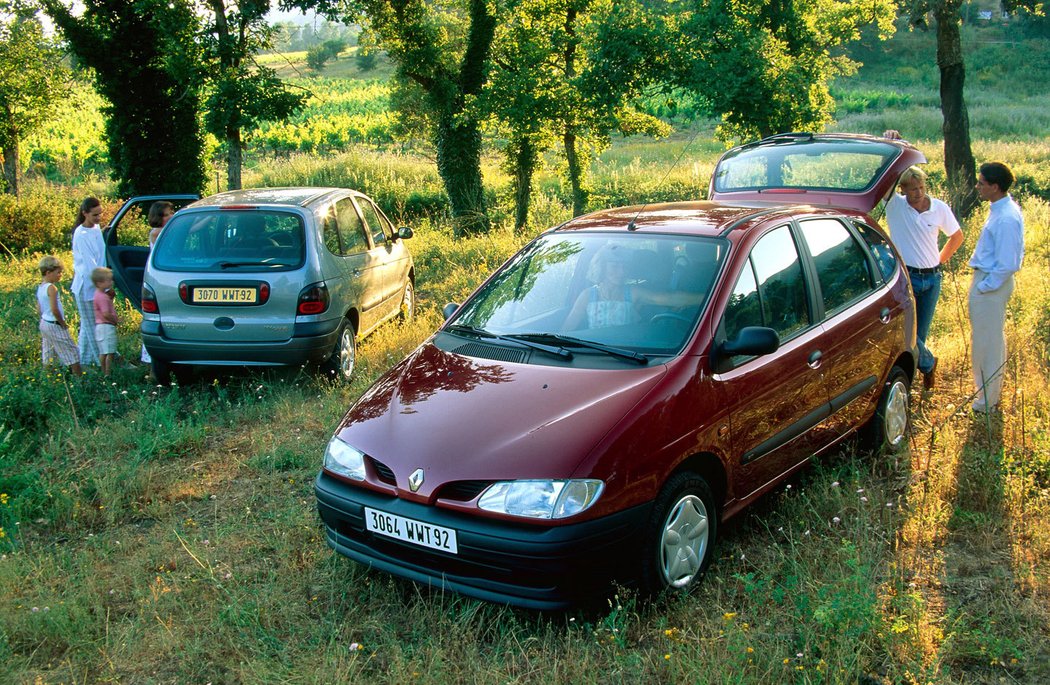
[92,267,119,375]
[71,197,105,366]
[36,256,83,375]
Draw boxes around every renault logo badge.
[408,468,424,492]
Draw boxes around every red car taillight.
[297,282,330,315]
[142,284,159,314]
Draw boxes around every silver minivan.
[127,187,413,382]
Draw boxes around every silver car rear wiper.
[446,324,573,361]
[217,261,281,269]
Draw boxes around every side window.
[322,207,342,255]
[853,220,895,283]
[751,225,810,339]
[356,198,389,247]
[723,259,761,342]
[799,219,875,316]
[336,198,369,254]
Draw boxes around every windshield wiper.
[509,332,649,365]
[446,324,573,360]
[217,261,282,269]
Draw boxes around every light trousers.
[75,294,99,366]
[968,269,1014,411]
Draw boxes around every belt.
[907,265,940,274]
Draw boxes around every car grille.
[369,457,396,485]
[437,480,493,502]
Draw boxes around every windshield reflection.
[448,233,727,357]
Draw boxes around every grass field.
[2,21,1049,685]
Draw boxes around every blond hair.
[898,166,928,185]
[91,266,113,286]
[39,255,63,277]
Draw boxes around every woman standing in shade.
[71,197,106,366]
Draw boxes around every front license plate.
[192,287,257,304]
[364,507,458,554]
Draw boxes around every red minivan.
[315,133,924,609]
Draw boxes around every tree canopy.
[0,5,68,195]
[42,0,207,196]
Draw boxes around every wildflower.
[832,517,841,524]
[886,502,894,508]
[804,529,811,536]
[831,481,839,488]
[861,496,868,503]
[783,658,790,665]
[224,572,232,579]
[31,607,39,612]
[722,612,736,621]
[785,484,792,490]
[1,493,10,505]
[856,488,864,493]
[349,642,362,651]
[747,647,754,653]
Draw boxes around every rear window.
[152,210,306,272]
[713,139,900,193]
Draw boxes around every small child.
[36,255,83,375]
[91,266,119,375]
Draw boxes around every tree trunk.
[435,103,489,236]
[226,128,242,191]
[1,140,18,196]
[433,0,494,236]
[934,3,978,218]
[562,6,587,217]
[511,136,537,232]
[564,128,588,217]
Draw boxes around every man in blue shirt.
[968,162,1025,414]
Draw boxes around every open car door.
[104,194,199,310]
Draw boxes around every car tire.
[863,365,910,452]
[322,319,356,382]
[150,358,171,385]
[641,472,717,596]
[399,280,415,322]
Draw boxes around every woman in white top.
[71,197,106,366]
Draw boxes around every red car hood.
[335,342,667,499]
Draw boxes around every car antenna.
[627,126,706,231]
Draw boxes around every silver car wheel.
[337,328,356,380]
[883,378,909,447]
[400,280,415,321]
[661,494,710,588]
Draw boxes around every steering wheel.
[648,312,693,326]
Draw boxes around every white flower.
[831,481,839,488]
[832,517,841,524]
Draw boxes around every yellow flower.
[723,612,737,621]
[664,654,671,660]
[0,493,8,505]
[746,647,754,654]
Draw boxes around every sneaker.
[922,357,937,390]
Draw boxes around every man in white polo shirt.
[883,162,964,390]
[969,161,1025,414]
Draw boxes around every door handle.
[879,307,891,324]
[808,350,822,369]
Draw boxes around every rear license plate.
[364,507,458,554]
[192,287,257,304]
